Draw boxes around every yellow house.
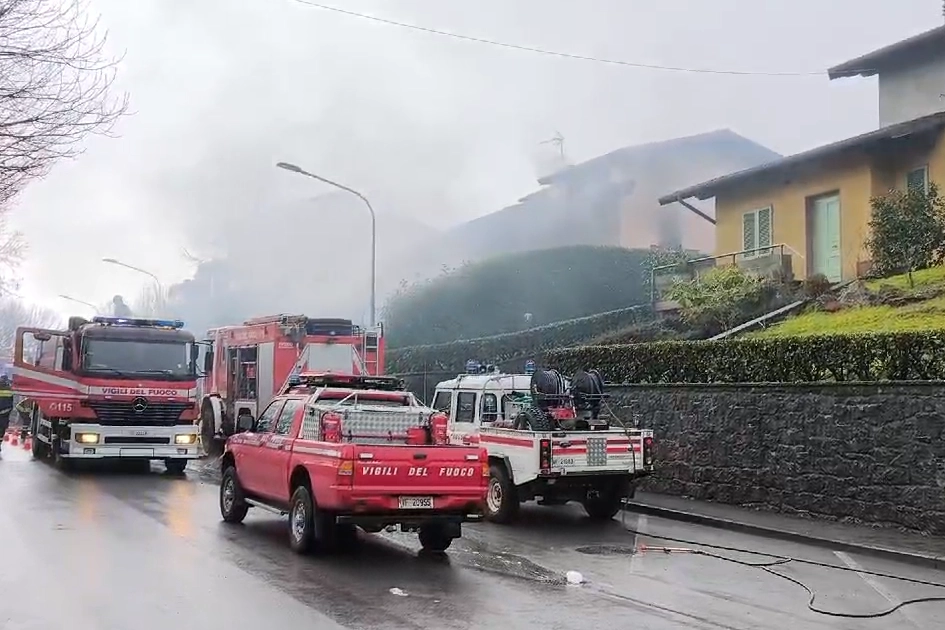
[658,25,945,284]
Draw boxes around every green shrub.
[387,304,653,374]
[667,266,779,333]
[382,246,674,348]
[544,331,945,383]
[867,184,945,287]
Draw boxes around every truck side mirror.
[236,413,254,433]
[33,332,51,342]
[203,351,214,373]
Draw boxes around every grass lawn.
[751,267,945,338]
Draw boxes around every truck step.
[245,498,288,516]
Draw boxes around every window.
[481,393,498,423]
[275,399,302,435]
[455,392,476,423]
[254,400,285,434]
[81,339,195,379]
[431,391,452,413]
[742,207,772,258]
[907,166,929,194]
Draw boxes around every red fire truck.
[199,315,384,454]
[11,316,201,472]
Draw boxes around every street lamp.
[59,294,99,313]
[102,257,165,315]
[276,161,377,328]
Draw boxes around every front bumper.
[62,423,200,460]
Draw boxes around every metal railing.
[650,244,795,307]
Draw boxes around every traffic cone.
[22,435,31,450]
[3,433,9,442]
[10,434,18,446]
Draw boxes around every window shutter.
[757,207,772,250]
[742,212,756,252]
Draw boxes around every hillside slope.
[752,266,945,338]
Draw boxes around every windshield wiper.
[133,369,175,375]
[87,367,130,376]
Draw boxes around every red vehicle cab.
[219,372,488,554]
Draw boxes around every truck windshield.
[81,339,195,379]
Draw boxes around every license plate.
[398,496,434,510]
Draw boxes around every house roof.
[828,25,945,79]
[658,111,945,205]
[537,129,780,186]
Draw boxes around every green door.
[811,195,841,282]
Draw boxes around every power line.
[290,0,825,77]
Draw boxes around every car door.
[448,391,478,445]
[236,398,285,496]
[257,397,304,503]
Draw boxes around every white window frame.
[906,165,929,194]
[741,206,773,259]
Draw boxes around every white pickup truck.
[432,363,655,523]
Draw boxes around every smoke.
[22,0,927,331]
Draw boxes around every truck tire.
[30,412,48,459]
[513,406,555,432]
[582,481,632,521]
[220,466,249,524]
[418,523,453,553]
[485,462,519,524]
[288,485,317,554]
[200,400,222,456]
[52,431,73,472]
[164,459,187,475]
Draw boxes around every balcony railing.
[651,244,795,311]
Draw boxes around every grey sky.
[9,0,942,314]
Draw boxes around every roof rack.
[294,372,406,391]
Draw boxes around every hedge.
[383,246,680,348]
[387,304,653,374]
[544,331,945,383]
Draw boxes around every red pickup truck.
[219,373,488,553]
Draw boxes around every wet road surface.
[2,449,945,629]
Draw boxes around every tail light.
[321,411,342,442]
[539,438,552,473]
[642,436,654,467]
[430,412,448,445]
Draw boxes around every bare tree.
[0,0,128,208]
[0,297,61,360]
[132,283,169,317]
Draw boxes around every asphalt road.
[2,449,945,630]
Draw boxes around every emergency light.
[524,360,536,375]
[465,359,481,374]
[92,316,185,329]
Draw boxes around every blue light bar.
[524,359,536,375]
[92,316,185,329]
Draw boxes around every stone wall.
[607,383,945,535]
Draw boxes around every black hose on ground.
[620,524,945,618]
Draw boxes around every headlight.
[175,434,196,445]
[75,432,99,444]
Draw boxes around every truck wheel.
[288,485,317,554]
[220,466,249,524]
[52,439,72,472]
[200,401,222,456]
[582,482,630,521]
[485,462,519,524]
[164,459,188,475]
[418,523,453,553]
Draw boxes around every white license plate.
[398,496,434,510]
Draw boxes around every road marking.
[833,550,922,628]
[629,514,648,573]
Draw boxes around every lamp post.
[102,258,165,315]
[276,161,377,328]
[58,294,99,313]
